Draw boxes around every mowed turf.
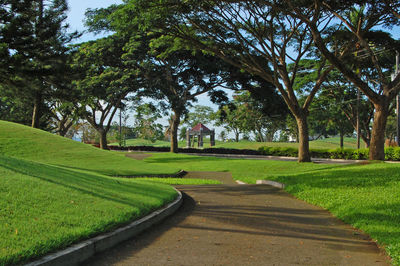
[143,153,400,265]
[0,121,179,176]
[0,121,180,265]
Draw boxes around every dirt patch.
[125,153,153,160]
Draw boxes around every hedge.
[258,146,390,160]
[100,144,400,161]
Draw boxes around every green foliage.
[133,103,164,143]
[257,145,400,160]
[1,0,79,128]
[183,105,215,128]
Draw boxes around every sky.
[66,0,122,43]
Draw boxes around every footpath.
[84,172,389,266]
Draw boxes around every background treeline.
[1,0,400,162]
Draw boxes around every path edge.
[256,180,286,189]
[25,188,183,266]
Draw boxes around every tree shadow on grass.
[0,155,177,209]
[278,163,400,190]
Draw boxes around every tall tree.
[145,0,334,161]
[183,105,215,128]
[73,35,139,149]
[3,0,79,128]
[85,3,233,153]
[133,103,164,143]
[287,1,400,160]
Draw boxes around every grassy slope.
[0,121,180,265]
[143,153,400,264]
[118,137,366,150]
[0,121,179,176]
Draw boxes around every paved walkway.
[84,173,389,265]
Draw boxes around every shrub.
[105,144,400,161]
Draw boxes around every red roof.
[191,123,211,132]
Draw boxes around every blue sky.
[66,0,122,43]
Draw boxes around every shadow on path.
[84,184,389,265]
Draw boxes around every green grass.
[133,177,222,185]
[0,155,177,265]
[142,152,341,183]
[141,153,400,264]
[0,121,179,176]
[112,138,174,147]
[118,137,366,150]
[0,121,184,265]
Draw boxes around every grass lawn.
[0,121,182,265]
[142,152,341,183]
[0,155,177,265]
[0,121,180,176]
[117,136,366,150]
[142,153,400,264]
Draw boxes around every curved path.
[84,173,389,265]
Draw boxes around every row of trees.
[1,0,399,162]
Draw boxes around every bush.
[105,144,400,161]
[259,146,373,160]
[385,147,400,161]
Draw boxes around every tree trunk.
[340,130,344,149]
[31,92,42,128]
[235,132,239,142]
[369,102,389,160]
[295,113,311,162]
[360,135,370,148]
[170,109,181,153]
[99,128,108,150]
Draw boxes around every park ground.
[1,120,400,265]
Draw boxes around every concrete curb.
[26,189,183,266]
[256,180,286,189]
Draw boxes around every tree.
[183,105,215,128]
[308,91,355,148]
[0,0,33,85]
[85,2,233,153]
[148,0,335,161]
[73,35,138,149]
[215,104,244,143]
[3,0,79,128]
[133,103,164,143]
[219,130,227,142]
[287,1,400,160]
[231,91,287,142]
[316,71,375,147]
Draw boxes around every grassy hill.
[0,121,179,176]
[0,121,180,265]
